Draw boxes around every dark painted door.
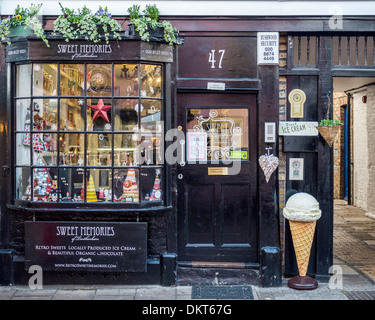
[177,92,258,263]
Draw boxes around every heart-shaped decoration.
[259,154,279,183]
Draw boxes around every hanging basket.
[317,125,342,147]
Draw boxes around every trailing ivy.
[128,4,181,46]
[53,3,122,44]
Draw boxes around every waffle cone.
[289,220,316,277]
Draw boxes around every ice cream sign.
[279,121,319,136]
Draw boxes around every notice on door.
[25,221,147,272]
[257,32,279,65]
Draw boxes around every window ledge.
[7,203,172,213]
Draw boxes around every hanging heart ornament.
[259,154,279,183]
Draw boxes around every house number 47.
[209,49,225,68]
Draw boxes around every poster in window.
[187,132,207,162]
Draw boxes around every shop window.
[14,63,164,205]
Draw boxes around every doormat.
[191,285,254,300]
[343,291,375,300]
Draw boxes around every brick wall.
[278,34,287,260]
[333,92,347,199]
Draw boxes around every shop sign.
[5,41,29,62]
[289,158,304,181]
[279,121,318,136]
[25,221,147,272]
[257,32,279,65]
[5,40,174,63]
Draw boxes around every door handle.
[180,139,185,166]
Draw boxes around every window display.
[14,62,164,205]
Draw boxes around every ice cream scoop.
[283,192,321,222]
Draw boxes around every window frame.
[12,60,167,210]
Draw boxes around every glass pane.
[141,167,163,203]
[60,99,85,131]
[87,64,112,96]
[86,169,112,202]
[113,168,139,203]
[16,99,31,131]
[113,99,138,131]
[114,64,139,96]
[135,133,163,165]
[87,98,112,131]
[15,167,31,200]
[59,133,85,166]
[32,133,57,165]
[16,64,31,97]
[32,99,58,131]
[16,133,31,166]
[60,64,85,96]
[33,64,58,96]
[32,167,58,202]
[186,108,249,161]
[140,64,162,98]
[113,134,138,166]
[59,167,84,202]
[140,99,162,132]
[87,133,112,166]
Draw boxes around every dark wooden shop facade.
[0,14,374,286]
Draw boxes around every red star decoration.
[88,99,111,122]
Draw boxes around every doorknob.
[178,174,183,180]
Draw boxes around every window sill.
[7,203,172,213]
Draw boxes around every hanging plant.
[317,92,343,147]
[52,3,123,44]
[127,4,182,46]
[0,3,49,46]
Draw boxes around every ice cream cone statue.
[150,169,162,201]
[86,174,97,202]
[119,169,139,202]
[283,192,321,290]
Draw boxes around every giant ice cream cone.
[288,220,316,277]
[283,192,321,290]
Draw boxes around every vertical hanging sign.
[257,32,279,65]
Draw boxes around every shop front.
[0,36,180,285]
[3,2,373,287]
[0,28,282,287]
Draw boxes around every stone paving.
[0,200,373,300]
[333,200,375,281]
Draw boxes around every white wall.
[1,1,375,16]
[352,86,375,216]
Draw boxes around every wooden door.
[177,92,258,263]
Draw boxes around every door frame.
[176,93,259,263]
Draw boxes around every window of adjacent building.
[15,63,164,205]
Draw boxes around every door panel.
[177,93,258,263]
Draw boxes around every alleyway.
[333,199,375,282]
